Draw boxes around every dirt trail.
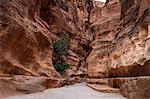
[6,83,126,99]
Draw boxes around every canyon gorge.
[0,0,150,98]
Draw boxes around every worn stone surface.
[87,0,150,78]
[87,0,121,77]
[0,0,70,95]
[0,0,150,98]
[0,75,67,98]
[109,0,150,77]
[7,83,126,99]
[0,0,60,78]
[108,76,150,99]
[87,84,120,93]
[0,0,94,95]
[86,0,150,98]
[0,0,102,96]
[86,78,108,85]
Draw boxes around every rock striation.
[0,0,150,98]
[110,0,150,77]
[86,0,150,98]
[0,0,61,78]
[0,0,94,95]
[109,76,150,99]
[87,0,121,77]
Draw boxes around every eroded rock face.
[0,0,150,98]
[0,0,61,77]
[108,76,150,99]
[0,0,69,95]
[0,0,94,94]
[87,0,150,78]
[46,0,94,76]
[87,0,121,77]
[87,0,150,98]
[110,0,150,77]
[0,75,67,97]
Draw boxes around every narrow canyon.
[0,0,150,99]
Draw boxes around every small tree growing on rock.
[53,35,70,75]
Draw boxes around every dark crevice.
[54,0,69,12]
[85,0,94,30]
[119,0,136,20]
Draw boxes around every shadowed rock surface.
[0,0,94,94]
[0,0,150,98]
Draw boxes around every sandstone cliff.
[110,0,150,77]
[0,0,94,95]
[87,0,121,77]
[86,0,150,98]
[0,0,150,98]
[87,0,150,78]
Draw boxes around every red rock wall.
[0,0,69,95]
[0,0,59,77]
[110,0,150,77]
[87,0,150,78]
[0,0,149,95]
[0,0,94,93]
[87,0,121,77]
[43,0,94,76]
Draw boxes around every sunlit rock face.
[0,0,63,78]
[87,0,121,78]
[0,0,150,97]
[109,0,150,77]
[108,76,150,99]
[87,1,150,98]
[0,0,94,94]
[0,0,66,94]
[87,0,150,78]
[107,0,150,98]
[42,0,95,76]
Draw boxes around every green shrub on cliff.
[54,62,69,75]
[53,36,70,75]
[53,37,70,57]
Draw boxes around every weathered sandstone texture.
[0,0,94,95]
[110,0,150,77]
[108,76,150,99]
[86,0,150,98]
[0,0,150,98]
[87,0,121,77]
[87,0,150,78]
[0,0,60,78]
[0,0,74,95]
[108,0,150,98]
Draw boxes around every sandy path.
[7,83,126,99]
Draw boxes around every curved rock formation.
[87,0,121,77]
[0,0,94,95]
[110,0,150,77]
[0,0,69,95]
[0,0,60,77]
[0,0,150,98]
[87,0,150,78]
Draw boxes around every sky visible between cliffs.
[95,0,106,2]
